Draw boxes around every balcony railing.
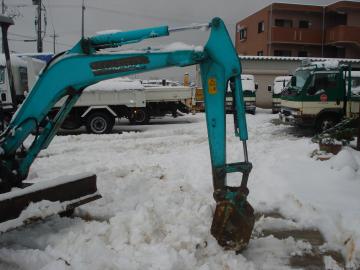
[326,26,360,46]
[271,27,322,45]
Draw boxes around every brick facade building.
[236,1,360,58]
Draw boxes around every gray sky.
[5,0,360,80]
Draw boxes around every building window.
[258,21,264,33]
[298,51,308,57]
[257,51,264,56]
[239,28,247,40]
[275,19,293,28]
[274,50,292,56]
[299,20,310,28]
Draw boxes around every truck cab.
[226,74,257,114]
[271,76,291,114]
[279,60,360,132]
[0,55,29,110]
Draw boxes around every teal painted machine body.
[0,18,251,207]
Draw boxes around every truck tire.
[129,108,149,125]
[85,111,115,134]
[315,114,341,133]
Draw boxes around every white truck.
[270,76,292,114]
[0,53,195,134]
[55,78,195,133]
[0,54,45,127]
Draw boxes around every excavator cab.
[0,16,254,252]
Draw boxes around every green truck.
[270,76,291,114]
[279,60,360,132]
[226,74,257,114]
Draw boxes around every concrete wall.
[241,59,299,108]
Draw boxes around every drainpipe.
[321,6,325,57]
[269,4,273,56]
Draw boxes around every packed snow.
[0,111,360,269]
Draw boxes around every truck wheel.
[129,108,149,125]
[85,112,114,134]
[315,114,340,133]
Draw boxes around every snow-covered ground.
[0,110,359,270]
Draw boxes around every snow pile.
[329,148,359,173]
[85,77,144,92]
[0,111,360,269]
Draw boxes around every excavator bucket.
[0,174,101,232]
[211,191,255,252]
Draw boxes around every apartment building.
[236,1,360,58]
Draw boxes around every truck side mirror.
[291,76,297,86]
[267,85,272,92]
[255,83,258,90]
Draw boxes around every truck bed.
[144,85,193,102]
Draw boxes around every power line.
[8,32,72,47]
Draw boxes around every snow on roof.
[238,55,360,63]
[241,74,254,80]
[306,60,340,69]
[85,77,144,92]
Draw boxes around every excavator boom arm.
[0,17,254,251]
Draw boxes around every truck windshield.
[293,70,310,90]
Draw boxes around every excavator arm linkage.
[0,17,254,251]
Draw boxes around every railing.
[271,27,322,44]
[326,26,360,46]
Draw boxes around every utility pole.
[357,107,360,150]
[81,0,85,38]
[50,32,58,53]
[32,0,43,52]
[37,0,42,52]
[1,0,4,53]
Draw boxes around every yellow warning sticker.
[208,78,217,95]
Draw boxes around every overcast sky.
[5,0,360,80]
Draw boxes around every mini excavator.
[0,15,254,251]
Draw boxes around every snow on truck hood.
[85,78,144,92]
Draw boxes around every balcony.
[271,27,322,45]
[326,26,360,47]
